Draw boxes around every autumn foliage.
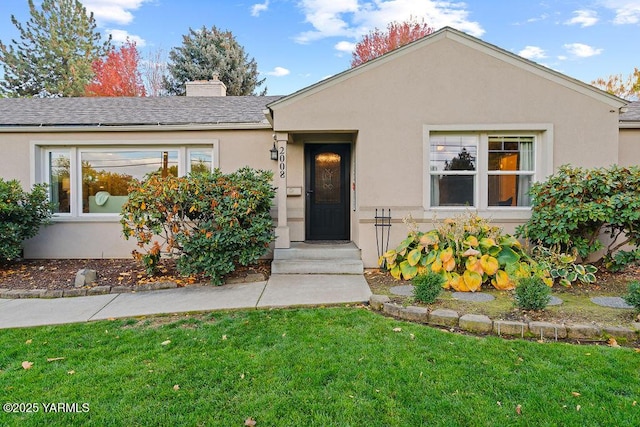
[85,40,146,97]
[591,67,640,100]
[351,18,434,67]
[121,168,275,284]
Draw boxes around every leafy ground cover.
[366,267,640,328]
[1,308,639,426]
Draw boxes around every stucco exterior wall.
[0,127,278,259]
[270,32,624,267]
[618,128,640,166]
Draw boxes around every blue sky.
[0,0,639,95]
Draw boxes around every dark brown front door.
[305,143,350,240]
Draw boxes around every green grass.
[1,308,639,426]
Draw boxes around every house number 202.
[279,146,286,178]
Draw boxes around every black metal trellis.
[375,209,392,269]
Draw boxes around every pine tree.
[164,26,266,96]
[0,0,110,97]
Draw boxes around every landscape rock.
[602,326,637,341]
[529,321,567,340]
[493,320,528,337]
[369,294,390,310]
[398,306,429,323]
[428,309,459,327]
[459,314,493,333]
[566,324,601,340]
[383,302,403,317]
[75,269,98,288]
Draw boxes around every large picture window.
[429,132,537,209]
[40,143,216,216]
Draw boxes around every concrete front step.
[271,259,364,275]
[273,242,361,261]
[272,242,364,274]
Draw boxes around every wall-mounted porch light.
[270,142,278,161]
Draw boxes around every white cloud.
[266,66,290,77]
[599,0,640,24]
[108,29,147,47]
[518,46,547,60]
[563,43,603,58]
[294,0,484,45]
[83,0,150,26]
[565,10,599,27]
[251,1,270,17]
[335,40,356,53]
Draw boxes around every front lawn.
[1,308,638,426]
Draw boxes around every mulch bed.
[0,258,271,291]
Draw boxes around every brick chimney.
[185,73,227,97]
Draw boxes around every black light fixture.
[270,142,278,161]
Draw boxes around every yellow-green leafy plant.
[380,212,546,292]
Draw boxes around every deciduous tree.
[85,40,146,97]
[0,0,110,97]
[351,18,434,67]
[591,68,640,100]
[164,26,266,96]
[142,47,169,97]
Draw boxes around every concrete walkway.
[0,274,372,329]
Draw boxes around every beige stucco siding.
[0,127,278,258]
[618,128,640,166]
[271,33,623,267]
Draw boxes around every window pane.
[488,175,532,207]
[49,150,71,213]
[488,136,534,171]
[431,175,475,207]
[430,135,477,172]
[81,150,178,213]
[314,152,341,204]
[189,150,213,174]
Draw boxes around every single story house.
[0,27,638,269]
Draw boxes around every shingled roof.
[0,96,283,127]
[620,101,640,123]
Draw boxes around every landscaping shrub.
[412,272,445,304]
[121,167,275,284]
[514,276,551,311]
[623,281,640,311]
[381,212,548,292]
[530,245,597,287]
[516,165,640,270]
[0,178,52,262]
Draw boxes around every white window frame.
[423,124,553,220]
[32,139,219,220]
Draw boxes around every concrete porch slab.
[257,274,372,308]
[0,294,118,329]
[90,282,268,320]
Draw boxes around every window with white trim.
[429,132,536,208]
[42,144,216,216]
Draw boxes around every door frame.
[304,143,351,241]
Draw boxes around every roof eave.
[0,122,273,133]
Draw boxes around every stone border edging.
[0,273,267,299]
[370,294,640,343]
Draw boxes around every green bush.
[412,272,445,304]
[516,165,640,270]
[514,276,551,311]
[121,167,275,284]
[623,281,640,311]
[0,178,52,262]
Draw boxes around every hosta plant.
[531,245,597,287]
[380,213,545,292]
